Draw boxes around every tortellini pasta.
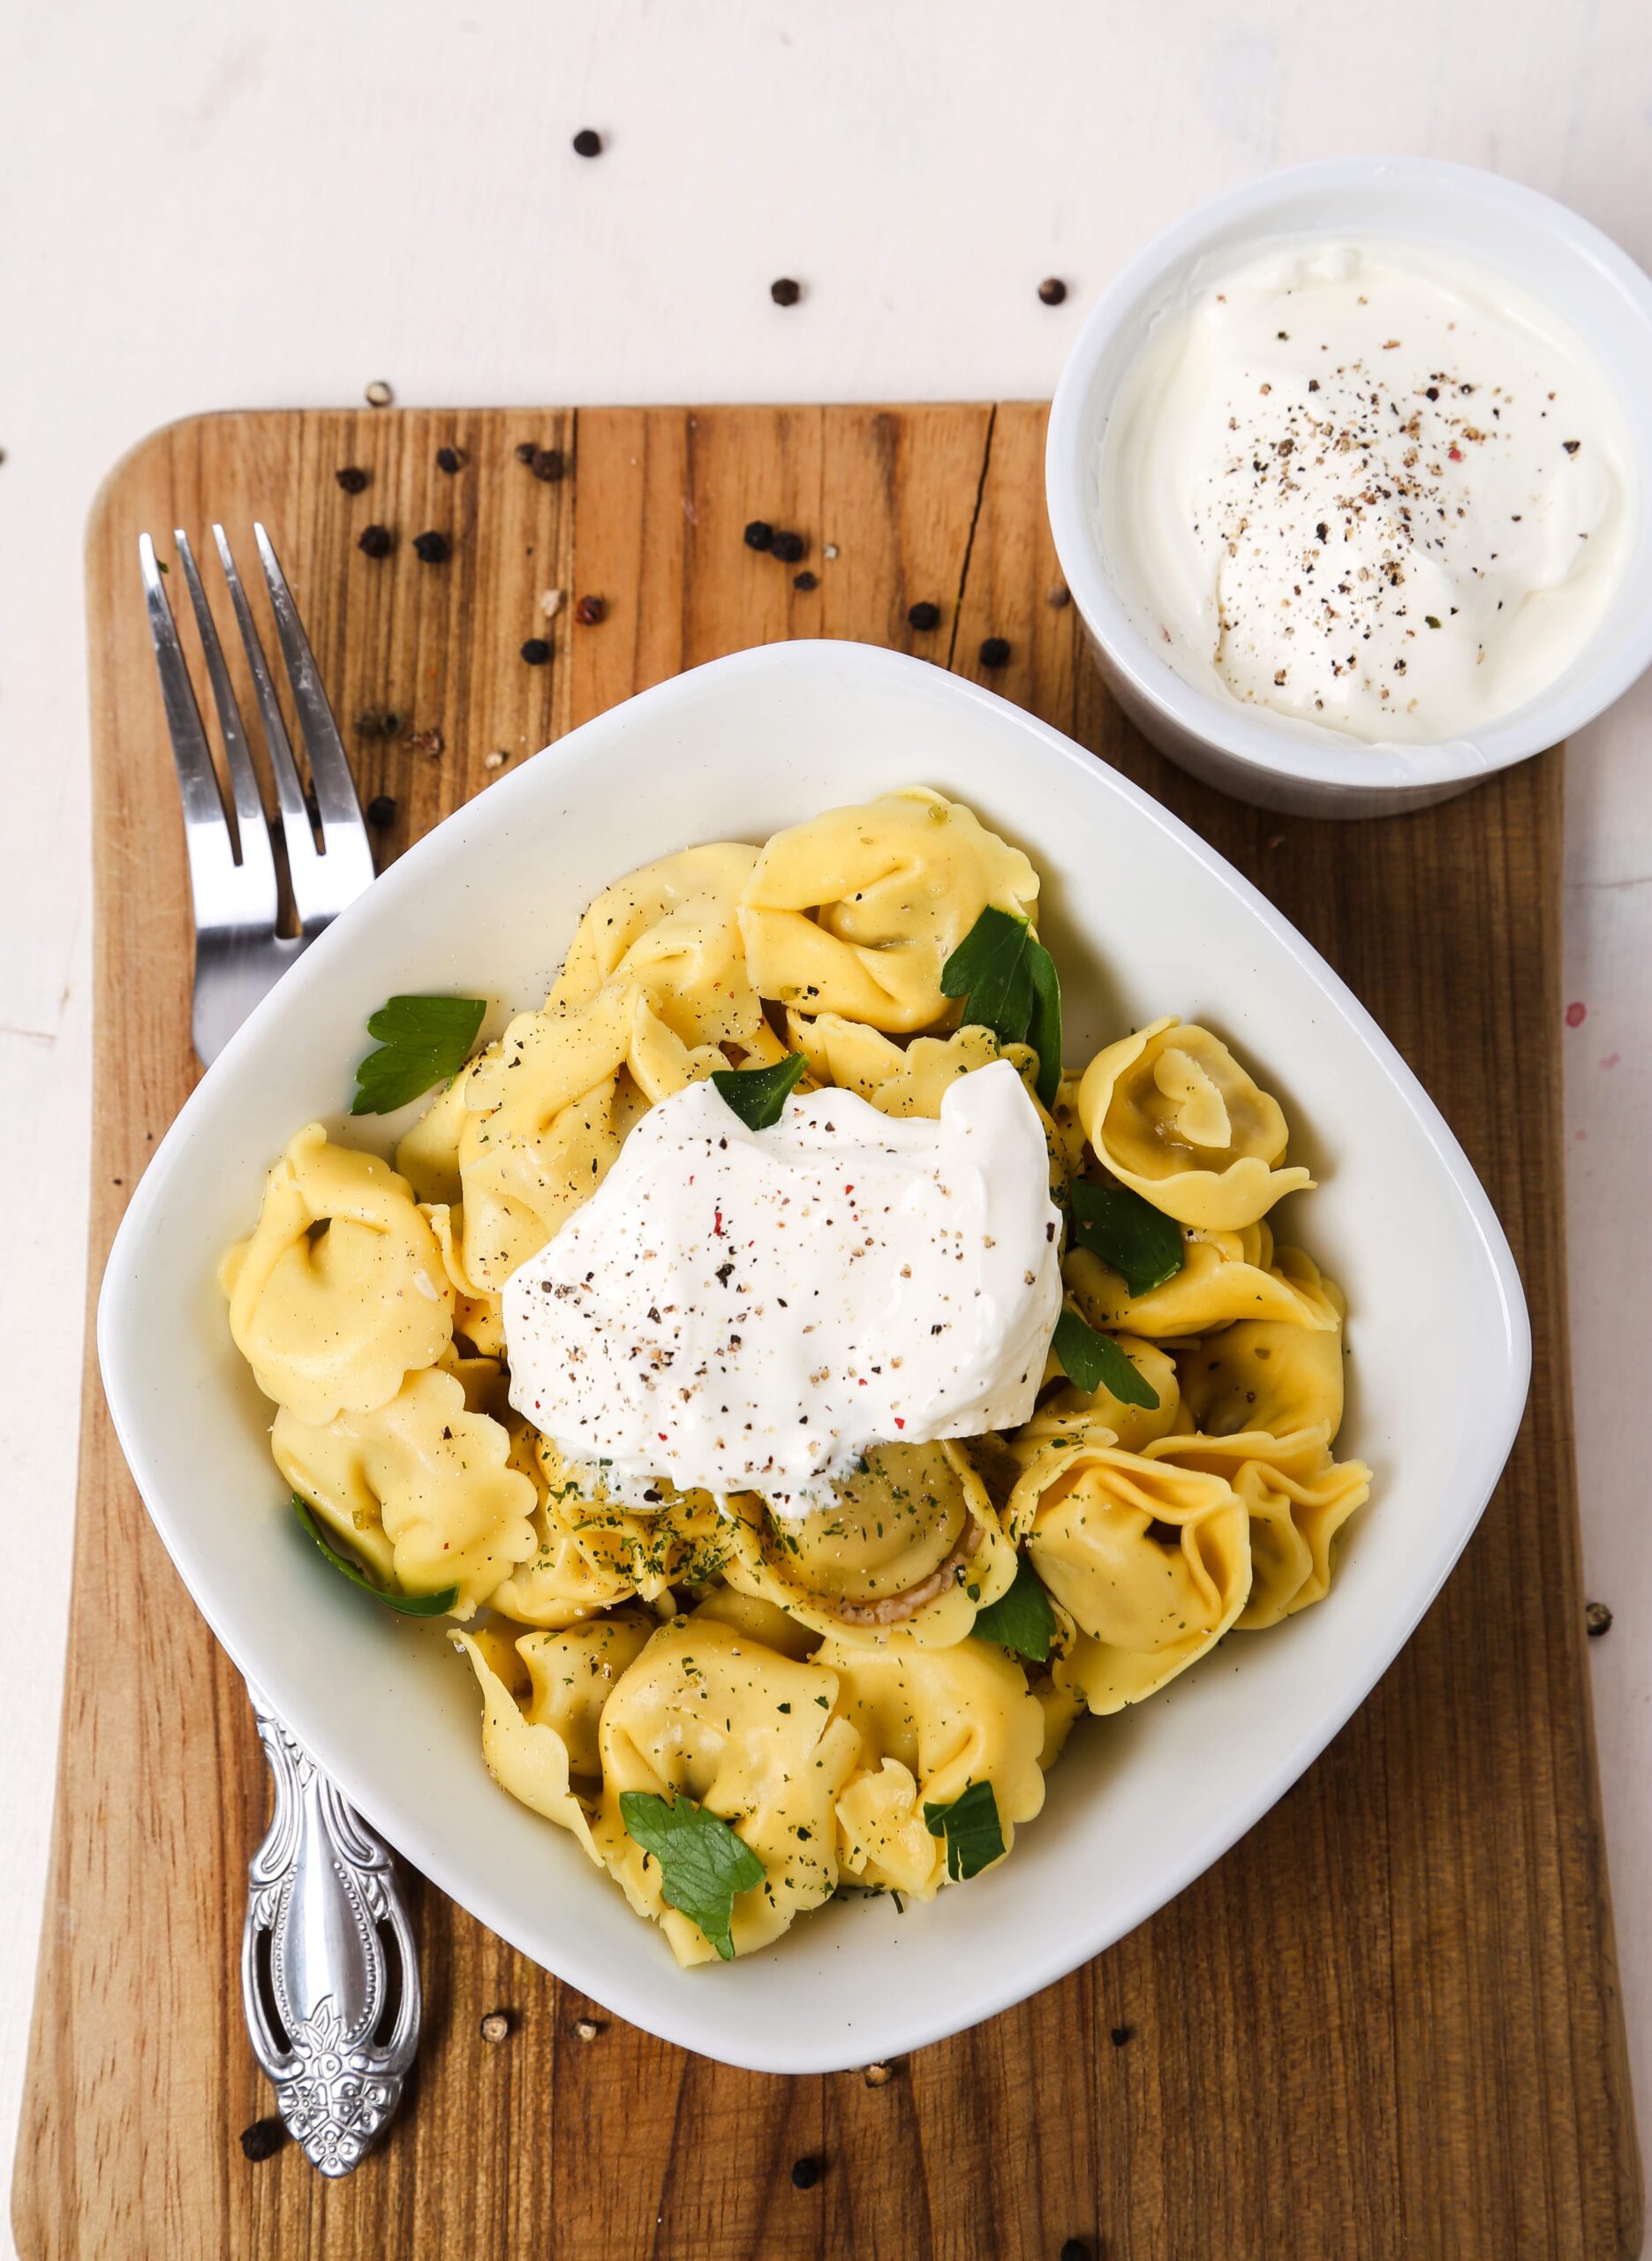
[223,789,1372,1967]
[739,788,1038,1032]
[1076,1017,1313,1229]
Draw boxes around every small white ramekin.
[1045,156,1652,817]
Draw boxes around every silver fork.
[140,524,419,2177]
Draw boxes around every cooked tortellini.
[739,788,1038,1032]
[223,789,1371,1966]
[1077,1017,1313,1229]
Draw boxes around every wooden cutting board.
[13,405,1642,2261]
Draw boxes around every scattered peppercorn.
[364,380,393,408]
[744,519,775,552]
[366,794,397,828]
[907,601,941,632]
[573,2016,603,2041]
[1109,2024,1134,2047]
[793,570,818,591]
[574,594,607,625]
[978,636,1011,668]
[412,531,449,563]
[1038,276,1068,306]
[515,441,539,465]
[863,2061,894,2087]
[238,2118,286,2162]
[572,128,602,157]
[1060,2241,1092,2261]
[790,2156,822,2189]
[770,277,802,306]
[335,465,369,494]
[1046,584,1071,608]
[771,530,805,563]
[530,446,565,482]
[1586,1600,1613,1637]
[435,445,465,474]
[479,2010,511,2043]
[520,638,552,665]
[357,525,393,558]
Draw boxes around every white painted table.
[4,4,1648,2249]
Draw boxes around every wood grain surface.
[12,405,1641,2261]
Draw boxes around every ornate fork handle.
[242,1690,420,2176]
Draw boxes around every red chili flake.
[1448,443,1463,462]
[713,1207,725,1237]
[574,594,607,625]
[894,1417,905,1429]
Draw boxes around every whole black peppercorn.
[572,128,602,157]
[531,446,564,482]
[520,637,552,665]
[435,445,464,474]
[770,277,802,306]
[770,530,804,564]
[238,2118,286,2162]
[574,594,607,625]
[790,2156,822,2189]
[515,441,539,465]
[1060,2241,1092,2261]
[335,465,369,494]
[907,601,941,632]
[978,635,1011,669]
[357,525,393,558]
[1038,276,1068,306]
[366,794,396,828]
[743,519,774,552]
[412,531,449,563]
[1109,2023,1133,2047]
[1586,1599,1613,1637]
[793,570,818,591]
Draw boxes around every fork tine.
[173,532,279,917]
[253,525,374,884]
[139,533,247,919]
[211,525,327,919]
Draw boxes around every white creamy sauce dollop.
[1098,241,1633,744]
[502,1060,1063,1517]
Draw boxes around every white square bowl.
[98,639,1529,2075]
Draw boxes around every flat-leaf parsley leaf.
[709,1050,806,1130]
[971,1555,1057,1663]
[619,1789,766,1960]
[939,907,1063,1108]
[351,994,487,1115]
[1069,1179,1184,1298]
[291,1495,458,1615]
[1052,1307,1159,1409]
[923,1780,1006,1880]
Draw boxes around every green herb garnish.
[1069,1180,1184,1298]
[290,1495,458,1615]
[709,1050,806,1130]
[618,1789,766,1960]
[939,906,1063,1107]
[1052,1307,1159,1409]
[922,1780,1006,1881]
[350,994,487,1115]
[971,1555,1057,1663]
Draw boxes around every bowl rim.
[1045,153,1652,798]
[97,638,1532,2071]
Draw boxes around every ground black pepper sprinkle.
[793,570,818,591]
[770,530,805,563]
[1586,1599,1613,1637]
[435,444,465,474]
[530,446,565,482]
[520,637,552,665]
[412,530,449,563]
[907,600,941,631]
[744,519,774,551]
[978,635,1011,668]
[357,525,393,558]
[1038,276,1068,306]
[770,277,802,306]
[572,127,602,157]
[238,2118,286,2161]
[335,465,369,494]
[574,594,607,625]
[479,2010,511,2043]
[1109,2023,1134,2047]
[366,794,397,828]
[790,2156,822,2189]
